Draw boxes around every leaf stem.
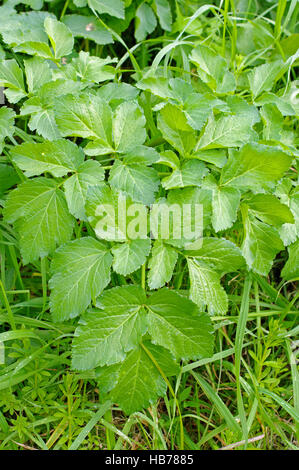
[0,280,16,330]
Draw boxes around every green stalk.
[0,280,16,330]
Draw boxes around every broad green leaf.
[187,258,228,315]
[135,3,157,41]
[189,44,236,94]
[69,51,116,83]
[183,93,215,131]
[136,76,173,100]
[144,341,179,377]
[197,113,258,150]
[245,194,294,226]
[192,149,227,168]
[276,182,299,246]
[281,240,299,280]
[157,150,180,170]
[0,11,51,47]
[64,160,105,220]
[242,211,284,275]
[72,285,147,369]
[161,160,208,190]
[97,82,139,105]
[147,240,178,289]
[0,107,15,151]
[0,164,20,197]
[147,289,214,360]
[109,157,159,205]
[112,101,146,153]
[112,238,151,275]
[167,186,212,237]
[44,17,74,59]
[88,0,125,19]
[137,77,217,132]
[185,237,245,273]
[211,184,240,232]
[14,41,54,60]
[49,237,112,321]
[55,94,114,154]
[158,104,196,156]
[0,59,26,103]
[63,15,113,45]
[95,363,121,394]
[4,178,74,264]
[38,77,83,104]
[24,57,51,93]
[227,95,260,125]
[261,103,284,141]
[154,0,172,31]
[21,78,83,140]
[11,139,84,177]
[248,61,285,99]
[220,143,292,190]
[21,98,61,141]
[86,184,131,241]
[110,344,166,414]
[255,92,296,116]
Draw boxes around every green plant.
[0,0,298,451]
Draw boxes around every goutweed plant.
[0,0,298,450]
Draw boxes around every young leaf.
[49,237,112,321]
[189,44,236,94]
[69,51,116,83]
[14,41,54,60]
